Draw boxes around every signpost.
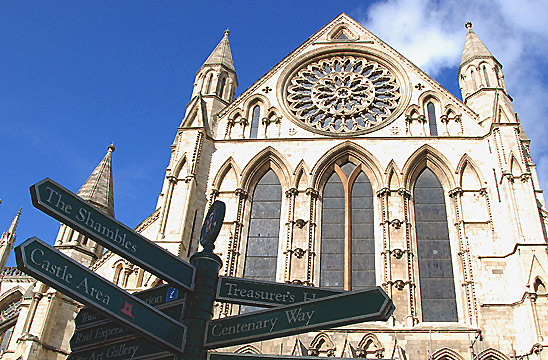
[67,336,175,360]
[74,285,184,329]
[216,276,343,308]
[20,176,397,360]
[30,178,195,292]
[15,237,187,355]
[71,286,185,352]
[204,287,394,349]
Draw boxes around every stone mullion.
[399,188,416,325]
[157,175,177,239]
[306,188,318,286]
[503,173,524,239]
[220,188,247,316]
[529,293,543,341]
[480,188,496,240]
[284,188,298,283]
[376,188,391,296]
[449,187,477,325]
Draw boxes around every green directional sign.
[216,276,343,307]
[30,178,195,292]
[15,237,186,355]
[75,284,184,329]
[209,353,357,360]
[71,303,184,351]
[67,336,175,360]
[205,287,394,349]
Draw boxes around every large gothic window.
[320,162,375,290]
[413,168,457,322]
[243,169,282,281]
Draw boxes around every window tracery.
[413,168,457,322]
[320,162,375,290]
[286,55,401,134]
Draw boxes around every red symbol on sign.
[120,301,135,321]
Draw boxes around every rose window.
[286,56,401,134]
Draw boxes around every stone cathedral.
[0,12,547,360]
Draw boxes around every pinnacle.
[203,30,235,72]
[460,21,494,67]
[77,145,115,217]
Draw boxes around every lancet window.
[413,168,457,322]
[427,102,438,136]
[482,65,491,87]
[243,169,282,281]
[320,162,375,291]
[250,105,260,139]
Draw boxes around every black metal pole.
[182,249,222,360]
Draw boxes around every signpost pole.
[182,201,225,360]
[182,250,222,360]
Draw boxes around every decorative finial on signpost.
[199,200,225,253]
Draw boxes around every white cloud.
[359,0,548,190]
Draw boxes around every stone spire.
[202,29,235,72]
[460,22,495,68]
[0,208,21,273]
[77,144,115,217]
[55,145,116,266]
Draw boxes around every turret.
[0,208,21,274]
[191,30,238,121]
[54,145,115,266]
[458,22,513,127]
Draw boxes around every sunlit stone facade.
[1,13,547,360]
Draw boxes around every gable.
[217,12,483,139]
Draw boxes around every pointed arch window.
[113,263,123,286]
[413,168,457,322]
[218,77,226,98]
[427,102,438,136]
[205,73,213,94]
[243,169,282,281]
[250,105,260,139]
[320,162,375,291]
[482,65,491,87]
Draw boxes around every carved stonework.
[286,188,299,197]
[293,248,305,258]
[295,219,307,229]
[392,248,404,259]
[393,280,406,290]
[390,219,402,229]
[286,55,401,134]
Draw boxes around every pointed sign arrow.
[204,286,394,349]
[30,178,195,292]
[15,237,186,355]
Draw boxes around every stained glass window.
[321,162,375,290]
[320,170,345,289]
[414,168,457,322]
[243,169,282,281]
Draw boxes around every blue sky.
[1,1,547,267]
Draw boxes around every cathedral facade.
[0,13,547,360]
